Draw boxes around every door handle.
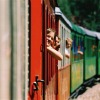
[33,75,44,91]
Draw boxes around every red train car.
[42,0,58,100]
[29,0,43,100]
[29,0,58,100]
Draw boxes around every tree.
[57,0,100,32]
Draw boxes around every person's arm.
[47,46,63,60]
[77,50,83,55]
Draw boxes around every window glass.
[85,37,96,57]
[72,35,84,61]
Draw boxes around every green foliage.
[57,0,72,20]
[57,0,100,32]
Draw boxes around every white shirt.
[65,48,70,58]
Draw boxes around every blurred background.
[57,0,100,32]
[0,0,29,100]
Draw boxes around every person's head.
[47,28,55,46]
[78,45,81,50]
[66,38,73,48]
[54,35,61,50]
[92,44,97,51]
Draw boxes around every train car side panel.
[84,36,96,80]
[30,0,42,100]
[58,67,70,100]
[58,20,71,100]
[42,1,58,100]
[98,41,100,75]
[70,33,84,93]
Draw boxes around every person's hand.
[77,51,83,55]
[55,43,60,50]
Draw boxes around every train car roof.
[71,23,85,35]
[55,7,85,35]
[55,7,100,39]
[55,7,72,28]
[95,32,100,40]
[80,27,97,37]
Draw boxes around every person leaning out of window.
[77,45,83,55]
[65,37,73,58]
[46,28,63,60]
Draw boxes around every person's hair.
[66,38,73,43]
[47,28,55,34]
[66,38,73,48]
[58,36,61,41]
[66,40,69,46]
[54,34,61,41]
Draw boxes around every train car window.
[98,41,100,75]
[48,13,50,27]
[72,35,84,61]
[63,28,66,65]
[99,41,100,56]
[50,15,52,28]
[47,23,50,83]
[72,35,77,61]
[58,24,62,68]
[61,26,63,67]
[58,23,65,67]
[85,37,96,57]
[78,37,84,59]
[64,28,71,65]
[58,22,71,68]
[46,7,48,85]
[91,44,96,57]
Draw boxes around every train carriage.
[30,2,100,100]
[70,24,85,94]
[55,7,100,99]
[30,1,100,100]
[55,7,72,100]
[1,0,100,100]
[30,0,57,99]
[95,33,100,77]
[57,20,71,100]
[29,0,43,100]
[98,39,100,76]
[98,41,100,75]
[81,28,97,82]
[42,1,58,100]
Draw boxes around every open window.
[72,35,84,61]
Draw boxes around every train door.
[42,0,46,100]
[42,1,58,100]
[29,0,44,100]
[42,1,49,100]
